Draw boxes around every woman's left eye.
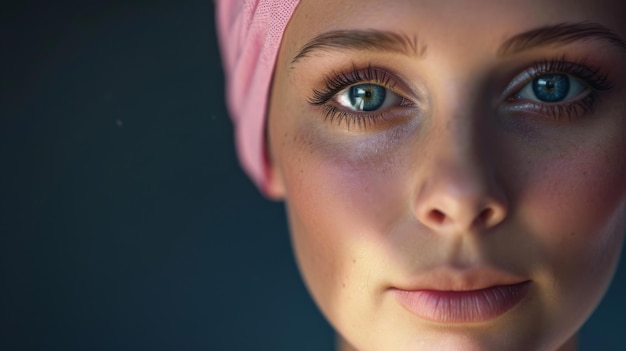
[335,83,403,112]
[516,74,587,103]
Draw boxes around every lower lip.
[391,281,531,323]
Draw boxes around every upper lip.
[391,266,528,292]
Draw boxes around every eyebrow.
[290,22,626,65]
[290,29,426,64]
[497,22,626,56]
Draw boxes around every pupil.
[349,84,386,112]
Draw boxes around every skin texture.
[265,0,626,350]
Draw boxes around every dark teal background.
[0,1,624,350]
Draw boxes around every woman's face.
[266,0,626,350]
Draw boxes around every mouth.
[390,281,532,323]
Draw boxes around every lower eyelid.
[503,92,598,121]
[318,99,421,130]
[314,60,611,127]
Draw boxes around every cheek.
[278,123,416,321]
[515,131,626,330]
[282,123,416,233]
[521,139,626,252]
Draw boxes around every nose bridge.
[413,105,507,233]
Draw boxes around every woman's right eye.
[334,83,403,112]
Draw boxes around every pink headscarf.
[215,0,301,194]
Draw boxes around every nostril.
[417,197,508,231]
[478,208,493,224]
[428,209,446,224]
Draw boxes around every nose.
[413,122,508,233]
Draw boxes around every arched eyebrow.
[497,22,626,57]
[290,22,626,65]
[290,29,426,64]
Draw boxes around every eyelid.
[498,58,614,121]
[308,65,417,107]
[502,58,612,100]
[311,58,613,128]
[307,65,421,129]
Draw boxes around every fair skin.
[265,0,626,350]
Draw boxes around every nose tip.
[414,163,509,232]
[411,103,508,233]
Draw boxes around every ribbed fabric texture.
[215,0,301,194]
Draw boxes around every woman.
[216,0,626,350]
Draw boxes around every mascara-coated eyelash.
[308,58,614,129]
[308,65,398,106]
[307,65,411,128]
[506,57,613,120]
[523,58,612,91]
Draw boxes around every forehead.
[285,0,626,59]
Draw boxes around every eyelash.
[307,59,613,127]
[508,57,613,120]
[307,65,407,128]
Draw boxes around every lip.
[390,267,531,323]
[391,281,531,323]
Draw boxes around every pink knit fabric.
[215,0,301,194]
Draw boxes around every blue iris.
[532,74,570,102]
[349,84,386,111]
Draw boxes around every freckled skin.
[265,0,626,350]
